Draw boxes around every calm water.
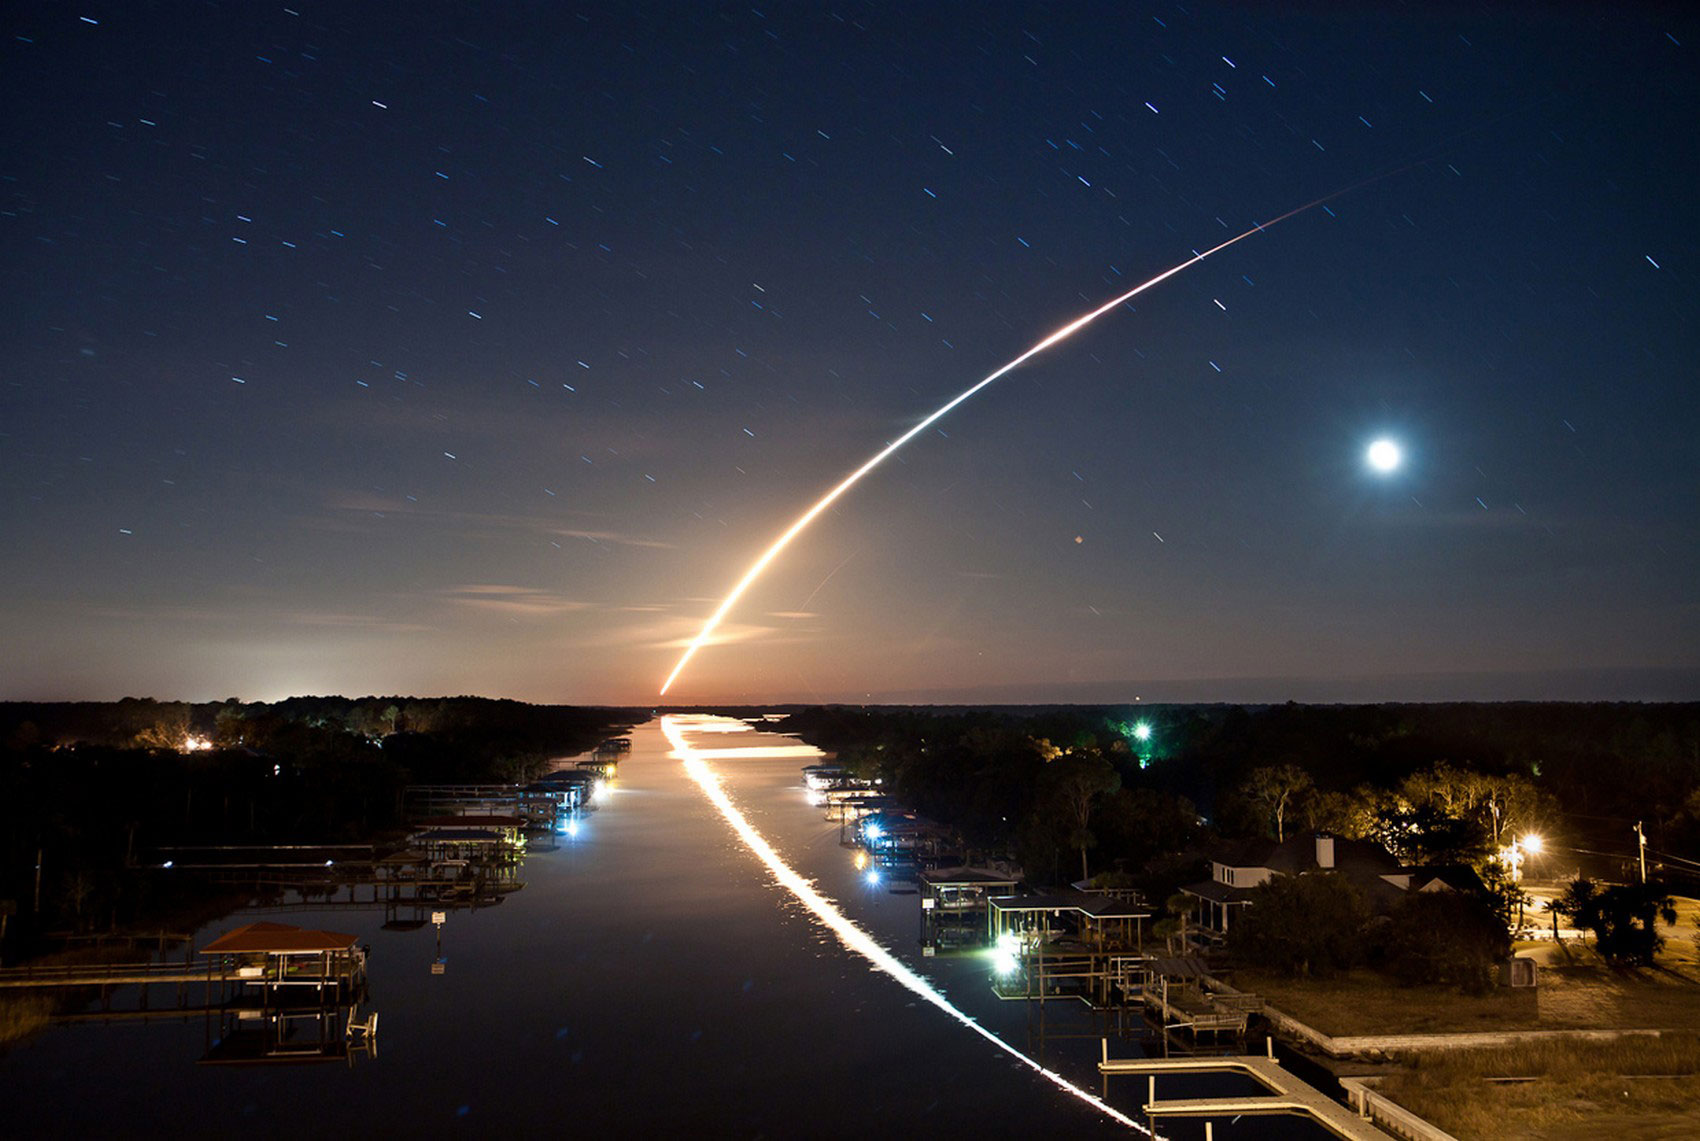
[5,718,1324,1138]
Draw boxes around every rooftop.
[200,921,359,956]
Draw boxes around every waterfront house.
[1180,833,1481,935]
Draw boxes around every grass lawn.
[1234,894,1700,1037]
[1374,1033,1700,1140]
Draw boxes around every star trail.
[2,4,1695,704]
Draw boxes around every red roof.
[200,921,359,955]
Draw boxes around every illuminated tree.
[1397,762,1549,851]
[1242,764,1313,843]
[133,706,190,751]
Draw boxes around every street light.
[1500,833,1544,883]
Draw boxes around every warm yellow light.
[1521,834,1544,855]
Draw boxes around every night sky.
[4,3,1696,705]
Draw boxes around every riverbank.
[4,717,1132,1137]
[1235,907,1700,1038]
[1369,1033,1700,1139]
[1236,901,1700,1139]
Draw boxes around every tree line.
[0,697,641,957]
[783,701,1700,987]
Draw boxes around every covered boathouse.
[198,921,367,997]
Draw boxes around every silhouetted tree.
[1557,878,1678,966]
[1383,891,1509,993]
[1229,873,1369,978]
[1037,751,1120,883]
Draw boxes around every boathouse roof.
[920,867,1021,887]
[416,814,523,828]
[987,889,1151,920]
[412,827,506,843]
[200,921,359,955]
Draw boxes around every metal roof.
[200,921,359,955]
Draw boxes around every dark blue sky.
[3,3,1696,703]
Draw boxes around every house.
[1180,833,1483,934]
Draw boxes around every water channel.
[5,717,1329,1137]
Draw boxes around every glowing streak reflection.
[660,198,1333,695]
[661,715,1146,1133]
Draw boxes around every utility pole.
[1634,821,1647,884]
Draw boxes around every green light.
[1133,721,1152,742]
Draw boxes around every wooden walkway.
[1098,1052,1396,1140]
[0,961,229,989]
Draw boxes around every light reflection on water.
[665,714,1143,1133]
[6,718,1330,1139]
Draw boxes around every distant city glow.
[662,714,1145,1133]
[1367,438,1403,473]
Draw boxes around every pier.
[1098,1049,1396,1140]
[987,890,1152,1008]
[0,921,365,996]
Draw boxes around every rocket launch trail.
[660,194,1342,696]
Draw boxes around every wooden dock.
[1098,1051,1396,1140]
[0,961,229,989]
[0,921,366,1000]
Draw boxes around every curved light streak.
[661,714,1147,1133]
[660,197,1333,695]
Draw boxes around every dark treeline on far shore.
[780,702,1700,894]
[0,696,642,956]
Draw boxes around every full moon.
[1366,438,1403,473]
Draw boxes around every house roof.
[1212,834,1401,877]
[200,921,359,955]
[1180,879,1256,906]
[1400,864,1488,894]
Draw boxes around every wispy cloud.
[322,493,674,549]
[78,602,432,634]
[440,584,592,616]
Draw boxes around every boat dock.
[1098,1049,1396,1139]
[0,921,365,996]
